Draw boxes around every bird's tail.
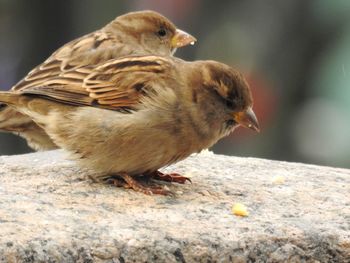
[0,92,22,130]
[0,91,20,106]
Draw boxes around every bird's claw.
[148,171,192,184]
[105,173,173,196]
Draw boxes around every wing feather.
[12,30,127,91]
[18,56,174,111]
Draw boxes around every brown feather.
[1,10,192,151]
[16,56,173,111]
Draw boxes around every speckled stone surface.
[0,150,349,262]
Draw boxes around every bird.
[0,10,196,151]
[0,55,259,195]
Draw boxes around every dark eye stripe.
[225,100,235,109]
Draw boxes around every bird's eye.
[157,28,167,37]
[226,100,235,109]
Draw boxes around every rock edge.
[0,150,349,262]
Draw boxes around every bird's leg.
[105,172,172,195]
[147,170,191,184]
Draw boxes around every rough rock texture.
[0,150,349,263]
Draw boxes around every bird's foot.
[148,170,191,184]
[105,172,172,196]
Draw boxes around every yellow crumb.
[272,175,285,184]
[232,203,249,217]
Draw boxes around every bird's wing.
[18,56,173,111]
[12,30,131,91]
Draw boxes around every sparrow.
[0,55,259,195]
[0,10,196,151]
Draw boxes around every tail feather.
[0,91,19,106]
[0,92,22,129]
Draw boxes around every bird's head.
[110,10,196,56]
[200,61,260,133]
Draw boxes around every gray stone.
[0,150,349,262]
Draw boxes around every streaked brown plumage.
[0,10,196,150]
[0,55,259,195]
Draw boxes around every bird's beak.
[171,29,197,48]
[233,107,260,132]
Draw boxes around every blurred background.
[0,0,349,168]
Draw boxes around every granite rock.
[0,150,349,262]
